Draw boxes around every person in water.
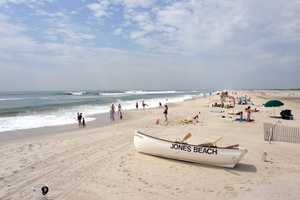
[163,104,168,122]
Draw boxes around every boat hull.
[134,131,247,168]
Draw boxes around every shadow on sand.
[232,163,257,173]
[270,116,282,119]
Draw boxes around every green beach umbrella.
[264,100,284,116]
[264,100,284,107]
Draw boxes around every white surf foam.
[66,91,86,96]
[125,90,180,95]
[0,98,25,101]
[99,92,127,96]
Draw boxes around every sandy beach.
[1,90,300,200]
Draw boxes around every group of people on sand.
[214,91,260,122]
[235,105,260,122]
[135,100,169,123]
[156,103,169,124]
[77,112,86,127]
[109,100,169,123]
[110,103,123,121]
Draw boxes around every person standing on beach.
[110,104,116,121]
[118,103,123,120]
[163,104,168,122]
[82,117,86,127]
[142,100,145,109]
[77,113,82,127]
[142,100,148,109]
[77,112,81,126]
[120,111,123,120]
[159,102,162,107]
[245,106,252,122]
[136,102,139,110]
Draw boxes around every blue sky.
[0,0,299,90]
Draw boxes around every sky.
[0,0,299,91]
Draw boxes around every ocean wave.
[0,98,25,101]
[99,92,126,96]
[65,91,87,96]
[125,90,180,95]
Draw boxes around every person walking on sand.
[163,104,168,122]
[110,104,115,121]
[136,102,139,110]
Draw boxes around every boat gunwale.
[135,131,242,150]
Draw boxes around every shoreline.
[0,96,185,143]
[0,92,197,135]
[0,113,110,144]
[0,104,172,144]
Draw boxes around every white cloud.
[121,0,154,8]
[86,1,110,18]
[45,20,96,44]
[0,14,26,35]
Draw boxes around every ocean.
[0,90,209,133]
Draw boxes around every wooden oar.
[223,144,239,149]
[198,137,223,147]
[212,137,223,145]
[181,132,192,142]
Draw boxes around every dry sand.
[0,90,300,200]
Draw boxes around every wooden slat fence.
[264,123,300,143]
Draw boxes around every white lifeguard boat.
[134,131,247,168]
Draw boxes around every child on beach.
[136,102,139,110]
[120,111,123,120]
[82,117,86,127]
